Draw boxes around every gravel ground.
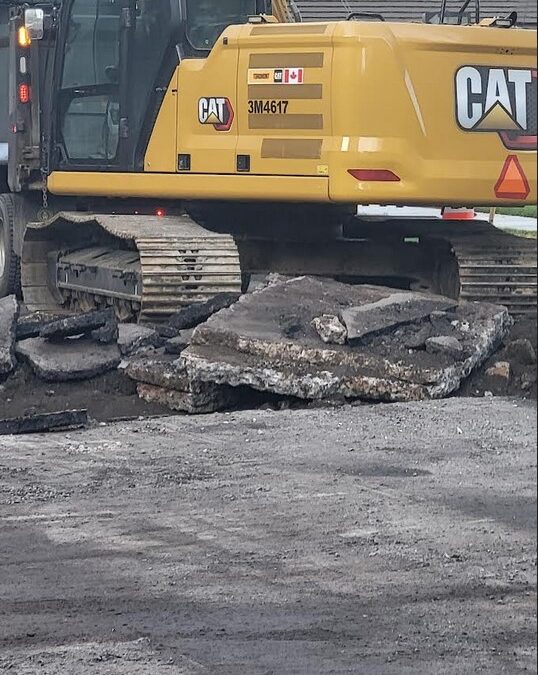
[0,398,536,674]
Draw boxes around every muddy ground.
[0,398,536,674]
[1,316,536,423]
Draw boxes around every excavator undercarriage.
[20,209,537,323]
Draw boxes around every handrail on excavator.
[271,0,301,23]
[439,0,480,24]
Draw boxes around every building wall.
[295,0,537,26]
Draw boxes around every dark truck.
[0,4,8,191]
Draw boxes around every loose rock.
[0,295,19,378]
[483,361,512,395]
[136,382,238,415]
[16,337,121,382]
[311,315,348,345]
[403,324,433,350]
[126,355,190,391]
[127,354,239,413]
[117,324,162,356]
[425,336,464,360]
[503,338,537,366]
[91,318,119,345]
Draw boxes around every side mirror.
[24,8,45,41]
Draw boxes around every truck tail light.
[18,83,31,104]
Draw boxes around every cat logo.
[198,97,234,131]
[455,66,537,150]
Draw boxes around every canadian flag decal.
[283,68,304,84]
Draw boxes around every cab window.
[186,0,257,50]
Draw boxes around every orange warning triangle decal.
[494,155,530,200]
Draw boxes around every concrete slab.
[16,337,121,382]
[182,277,511,403]
[0,295,19,378]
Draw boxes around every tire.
[0,194,21,298]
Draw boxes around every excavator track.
[20,212,535,322]
[21,213,242,322]
[342,217,537,316]
[411,220,537,316]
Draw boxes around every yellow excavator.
[0,0,536,321]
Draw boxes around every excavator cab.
[7,0,275,187]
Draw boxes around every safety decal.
[275,68,304,84]
[198,97,234,131]
[455,66,537,149]
[248,69,275,84]
[248,68,305,85]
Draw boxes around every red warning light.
[18,83,31,104]
[494,155,530,200]
[155,208,166,217]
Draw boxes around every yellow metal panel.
[261,138,322,159]
[250,24,328,36]
[47,171,330,202]
[144,70,178,173]
[236,23,334,177]
[325,21,537,205]
[247,84,323,99]
[248,114,323,130]
[249,53,325,68]
[176,42,239,174]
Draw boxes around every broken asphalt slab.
[16,336,121,382]
[0,409,88,435]
[126,354,240,414]
[341,292,457,343]
[40,309,115,340]
[182,276,512,403]
[167,292,241,331]
[0,295,19,378]
[16,312,66,341]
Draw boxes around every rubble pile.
[0,277,533,423]
[181,277,511,405]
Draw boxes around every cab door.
[53,0,129,171]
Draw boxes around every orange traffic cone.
[441,206,476,220]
